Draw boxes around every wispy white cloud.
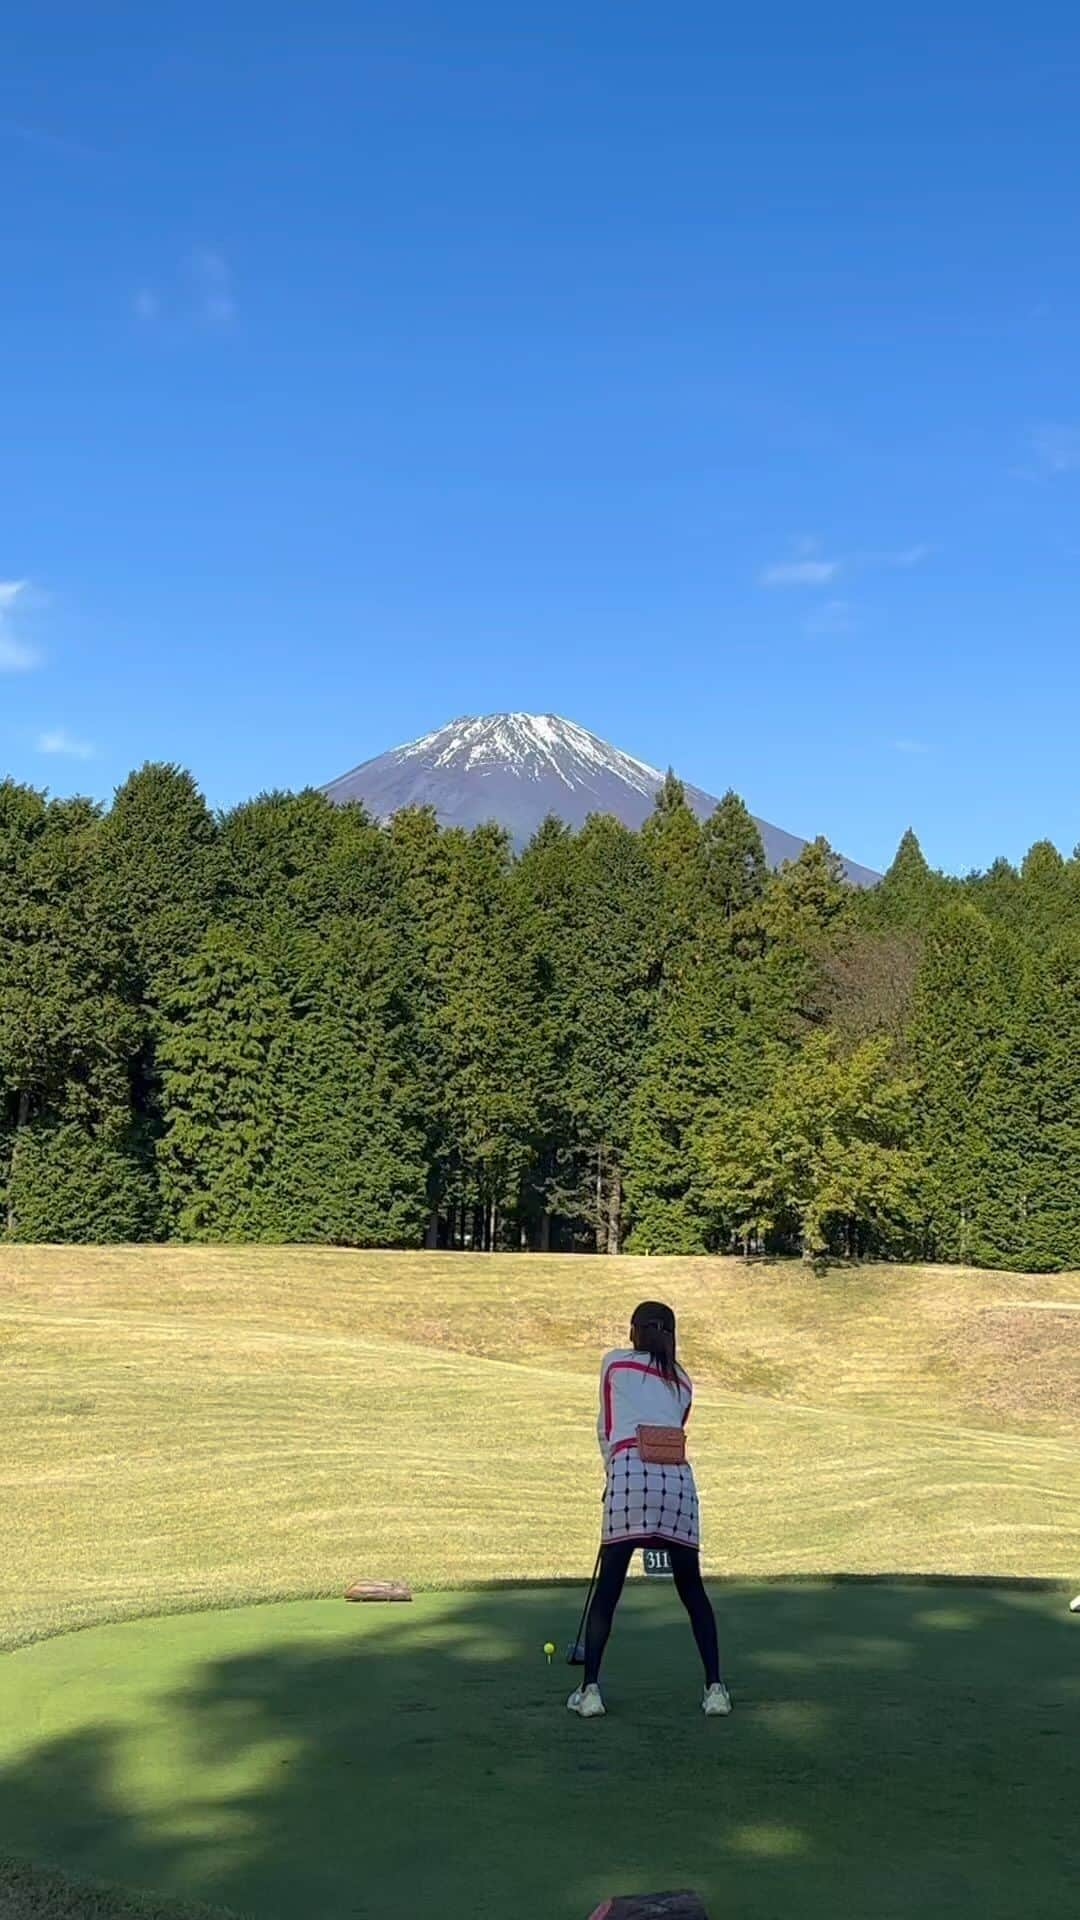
[131,249,237,330]
[762,534,934,622]
[187,248,236,326]
[805,598,857,637]
[893,737,930,755]
[38,727,96,760]
[762,557,841,587]
[760,537,838,589]
[1027,423,1080,476]
[761,536,841,587]
[0,580,41,672]
[763,536,933,590]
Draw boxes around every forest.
[1,763,1078,1268]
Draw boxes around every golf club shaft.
[570,1546,603,1659]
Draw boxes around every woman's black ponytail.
[630,1300,678,1384]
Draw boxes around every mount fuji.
[322,713,879,885]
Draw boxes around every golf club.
[566,1546,602,1664]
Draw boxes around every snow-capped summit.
[322,712,879,884]
[349,712,660,795]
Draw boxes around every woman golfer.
[568,1301,731,1719]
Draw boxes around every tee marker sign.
[642,1547,674,1579]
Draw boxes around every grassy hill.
[2,1248,1078,1654]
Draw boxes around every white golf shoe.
[702,1682,733,1716]
[567,1683,606,1717]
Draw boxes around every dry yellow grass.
[2,1247,1078,1652]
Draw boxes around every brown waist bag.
[636,1424,687,1466]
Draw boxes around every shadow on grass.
[1,1581,1077,1920]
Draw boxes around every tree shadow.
[1,1581,1077,1920]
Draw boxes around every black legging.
[584,1541,721,1688]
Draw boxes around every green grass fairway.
[2,1249,1079,1917]
[2,1249,1079,1653]
[2,1584,1078,1920]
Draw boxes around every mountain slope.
[322,712,880,884]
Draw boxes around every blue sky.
[2,1,1079,874]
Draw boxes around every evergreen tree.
[560,816,661,1251]
[1038,938,1080,1269]
[622,784,772,1254]
[510,817,579,1249]
[743,835,854,1040]
[99,764,220,1001]
[765,835,851,937]
[3,739,1078,1272]
[640,771,703,960]
[160,793,430,1245]
[624,943,771,1254]
[865,828,946,931]
[157,927,291,1239]
[699,791,767,923]
[702,1033,918,1263]
[386,807,455,1242]
[1018,840,1076,948]
[98,764,222,1186]
[908,903,1012,1262]
[266,920,429,1246]
[7,1122,158,1242]
[410,823,537,1248]
[0,788,147,1237]
[972,945,1080,1271]
[220,788,348,933]
[970,856,1023,932]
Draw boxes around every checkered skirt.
[601,1451,700,1549]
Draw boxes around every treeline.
[1,765,1078,1268]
